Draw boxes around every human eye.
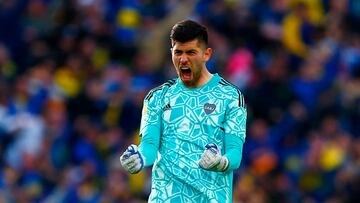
[173,50,182,56]
[186,50,197,55]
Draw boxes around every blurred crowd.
[0,0,359,202]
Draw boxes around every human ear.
[204,48,212,62]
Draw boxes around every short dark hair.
[170,19,208,47]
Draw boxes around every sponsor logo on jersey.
[142,102,148,115]
[204,103,216,115]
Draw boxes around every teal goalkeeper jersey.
[138,73,247,203]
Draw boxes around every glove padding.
[120,144,144,174]
[199,143,229,172]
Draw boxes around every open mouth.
[180,67,192,80]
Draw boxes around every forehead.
[172,39,203,50]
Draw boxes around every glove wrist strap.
[216,156,229,172]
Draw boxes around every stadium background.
[0,0,359,202]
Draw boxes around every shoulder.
[217,76,246,108]
[144,78,177,102]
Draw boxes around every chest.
[161,91,226,128]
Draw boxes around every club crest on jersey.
[204,103,216,115]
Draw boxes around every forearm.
[223,133,244,172]
[138,125,161,167]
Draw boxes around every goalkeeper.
[120,19,247,203]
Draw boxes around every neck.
[195,68,213,88]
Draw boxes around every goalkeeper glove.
[120,144,145,174]
[199,143,229,172]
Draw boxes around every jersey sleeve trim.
[218,79,246,108]
[144,78,177,101]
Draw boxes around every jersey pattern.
[143,74,246,203]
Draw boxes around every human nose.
[179,55,188,64]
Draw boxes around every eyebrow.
[173,48,198,53]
